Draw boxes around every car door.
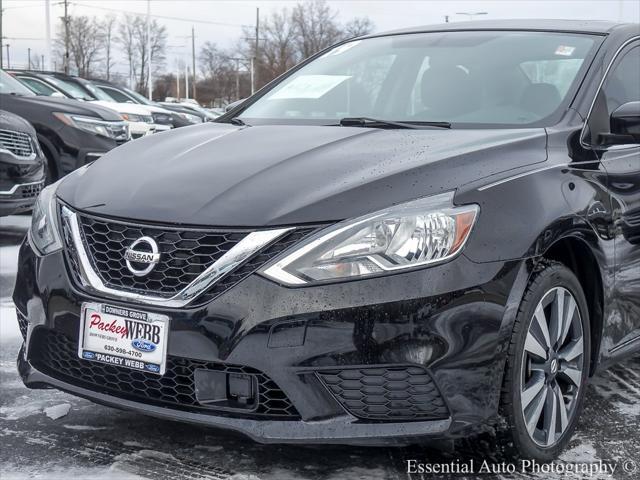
[588,40,640,355]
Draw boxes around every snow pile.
[44,403,71,420]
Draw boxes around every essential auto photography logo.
[406,458,638,476]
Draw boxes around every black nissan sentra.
[13,20,640,460]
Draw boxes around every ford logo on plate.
[132,339,156,353]
[145,364,160,373]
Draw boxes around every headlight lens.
[53,113,129,141]
[262,192,479,285]
[152,113,173,125]
[180,112,202,124]
[30,181,63,255]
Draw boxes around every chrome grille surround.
[60,205,294,307]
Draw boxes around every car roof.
[368,19,629,38]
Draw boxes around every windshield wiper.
[338,117,451,129]
[230,117,248,126]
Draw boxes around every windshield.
[43,75,94,100]
[83,81,119,102]
[124,87,154,105]
[240,31,599,127]
[0,70,35,96]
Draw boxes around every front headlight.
[53,113,129,141]
[30,181,63,255]
[179,112,202,124]
[262,192,479,285]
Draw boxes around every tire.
[499,260,591,461]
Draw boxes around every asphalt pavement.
[1,215,638,480]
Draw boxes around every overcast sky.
[3,0,639,75]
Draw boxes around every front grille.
[64,210,319,304]
[317,366,448,421]
[16,310,28,341]
[0,129,34,158]
[76,214,248,297]
[20,182,44,199]
[31,329,300,419]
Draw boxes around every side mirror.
[607,101,640,145]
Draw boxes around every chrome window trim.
[61,206,294,308]
[579,36,640,150]
[0,180,44,196]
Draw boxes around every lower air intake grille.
[316,366,448,421]
[31,329,300,419]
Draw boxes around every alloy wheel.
[520,287,585,447]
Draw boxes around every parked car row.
[0,68,226,215]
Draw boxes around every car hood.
[0,109,36,135]
[0,94,123,121]
[58,123,547,227]
[90,100,152,116]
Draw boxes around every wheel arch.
[37,134,60,182]
[540,234,605,376]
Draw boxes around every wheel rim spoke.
[525,331,548,360]
[559,365,582,388]
[550,288,565,348]
[555,381,569,432]
[558,337,583,362]
[543,385,558,446]
[525,384,547,436]
[559,296,577,347]
[533,305,552,351]
[522,372,545,409]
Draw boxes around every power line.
[71,1,251,28]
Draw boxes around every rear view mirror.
[608,101,640,145]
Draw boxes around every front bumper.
[128,122,155,138]
[0,151,45,215]
[13,236,530,445]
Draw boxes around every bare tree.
[101,15,117,80]
[292,0,342,58]
[118,15,167,93]
[342,17,375,39]
[54,16,103,77]
[118,14,139,88]
[252,9,298,84]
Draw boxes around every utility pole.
[233,58,240,99]
[185,64,189,99]
[147,0,152,100]
[45,0,52,70]
[28,47,31,68]
[63,0,69,74]
[41,54,44,70]
[5,43,9,68]
[176,64,180,99]
[0,0,3,68]
[191,26,196,101]
[252,7,259,94]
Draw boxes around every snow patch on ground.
[44,403,71,420]
[559,438,598,463]
[591,372,640,417]
[0,302,21,343]
[1,465,147,480]
[0,245,20,276]
[63,424,108,431]
[1,394,65,420]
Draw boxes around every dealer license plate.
[78,302,169,375]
